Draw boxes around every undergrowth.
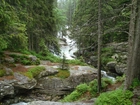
[61,78,113,102]
[95,89,133,105]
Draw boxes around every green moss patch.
[49,69,70,79]
[23,66,45,78]
[0,69,6,77]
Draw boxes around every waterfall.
[57,30,77,59]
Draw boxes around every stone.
[37,66,58,78]
[4,57,15,63]
[115,64,126,75]
[28,55,38,62]
[106,61,117,73]
[27,101,93,105]
[0,81,14,99]
[4,67,13,75]
[13,73,37,89]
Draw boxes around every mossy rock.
[0,69,6,77]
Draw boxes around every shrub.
[95,89,133,105]
[62,78,113,102]
[76,83,89,94]
[62,90,82,102]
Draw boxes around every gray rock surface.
[27,101,93,105]
[0,81,14,99]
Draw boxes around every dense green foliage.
[9,54,40,65]
[95,89,133,105]
[0,0,67,54]
[62,78,113,102]
[70,0,131,60]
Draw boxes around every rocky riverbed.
[0,59,97,105]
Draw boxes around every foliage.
[62,78,113,102]
[116,75,125,82]
[24,66,45,78]
[95,89,133,105]
[101,47,114,66]
[130,78,140,89]
[0,70,6,77]
[9,54,40,65]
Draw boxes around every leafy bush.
[62,78,113,102]
[76,83,89,94]
[62,90,81,102]
[24,66,45,78]
[95,89,133,105]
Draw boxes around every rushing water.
[57,31,77,59]
[11,32,115,105]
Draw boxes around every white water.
[11,31,115,105]
[101,71,115,82]
[58,31,77,59]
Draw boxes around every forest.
[0,0,140,105]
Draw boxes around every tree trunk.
[125,0,140,89]
[97,0,102,92]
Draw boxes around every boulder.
[89,56,98,67]
[4,57,15,63]
[34,66,97,99]
[37,66,58,78]
[115,64,126,75]
[0,81,14,99]
[106,61,117,73]
[13,73,37,89]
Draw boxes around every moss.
[50,69,70,79]
[0,69,6,77]
[24,66,45,78]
